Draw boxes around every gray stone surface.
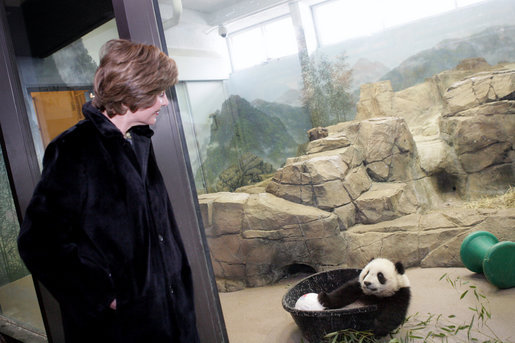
[356,63,515,199]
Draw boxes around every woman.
[18,39,200,343]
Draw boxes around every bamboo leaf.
[455,324,469,334]
[468,314,475,339]
[410,326,426,331]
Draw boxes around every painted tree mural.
[301,53,355,127]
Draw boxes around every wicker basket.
[282,268,378,342]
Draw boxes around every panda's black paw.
[317,292,330,308]
[373,320,393,338]
[373,329,389,338]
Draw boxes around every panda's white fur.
[359,258,410,297]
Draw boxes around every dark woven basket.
[282,268,378,343]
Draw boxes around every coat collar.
[82,101,154,139]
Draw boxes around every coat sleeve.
[18,139,115,319]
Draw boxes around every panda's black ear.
[395,262,405,275]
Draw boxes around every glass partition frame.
[0,0,227,342]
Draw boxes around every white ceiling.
[178,0,290,25]
[181,0,242,14]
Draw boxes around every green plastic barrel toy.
[460,231,515,289]
[483,241,515,289]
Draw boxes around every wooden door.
[31,90,88,147]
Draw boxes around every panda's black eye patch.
[378,272,386,284]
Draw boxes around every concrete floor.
[219,267,515,343]
[2,268,513,342]
[0,276,44,332]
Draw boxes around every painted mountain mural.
[251,99,311,145]
[381,25,515,91]
[197,95,304,191]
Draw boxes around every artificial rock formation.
[356,62,515,198]
[199,192,345,292]
[199,61,515,291]
[266,117,432,225]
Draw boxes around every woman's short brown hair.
[92,39,178,117]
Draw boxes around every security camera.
[218,25,227,38]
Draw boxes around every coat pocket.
[115,294,176,342]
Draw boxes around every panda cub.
[318,258,411,337]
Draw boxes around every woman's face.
[128,91,169,126]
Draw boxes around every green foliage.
[216,153,274,192]
[301,53,355,127]
[321,274,506,343]
[323,329,376,343]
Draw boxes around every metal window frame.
[0,0,227,341]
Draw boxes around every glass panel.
[230,27,267,70]
[0,150,43,332]
[30,90,90,147]
[313,0,384,44]
[14,19,118,161]
[158,0,514,341]
[229,16,297,70]
[176,81,228,193]
[263,17,297,59]
[2,1,118,334]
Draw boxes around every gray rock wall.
[356,62,515,199]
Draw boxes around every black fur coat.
[18,102,199,343]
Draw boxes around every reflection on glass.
[30,90,89,147]
[16,20,118,160]
[230,27,267,70]
[0,150,44,332]
[176,81,229,193]
[158,0,513,340]
[230,16,297,70]
[262,17,297,59]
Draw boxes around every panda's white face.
[359,258,410,297]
